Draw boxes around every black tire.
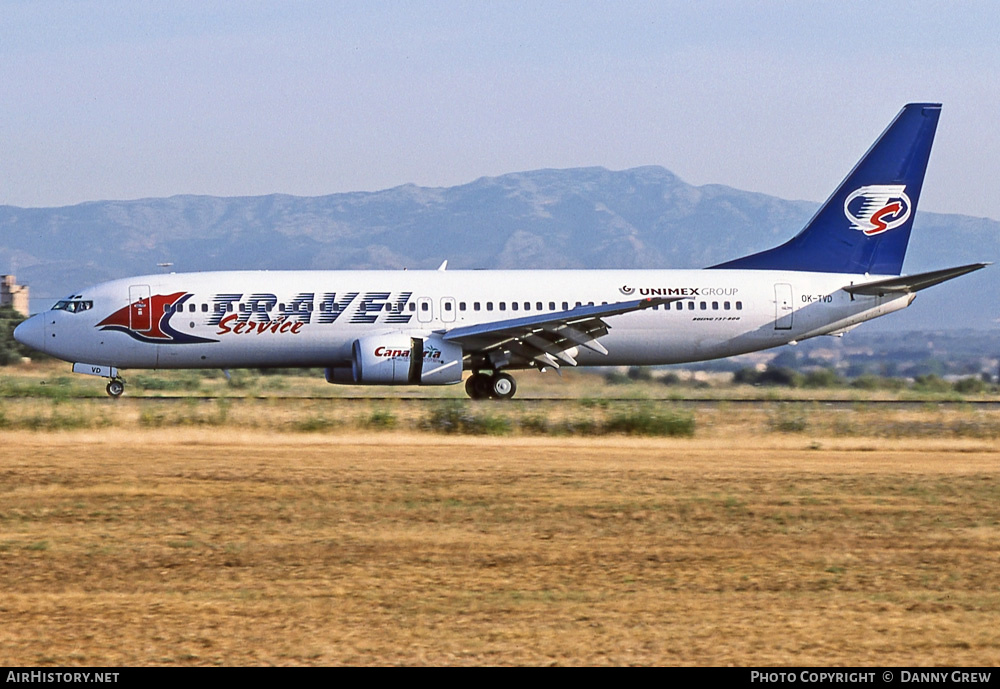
[465,373,491,400]
[106,379,124,397]
[465,374,482,399]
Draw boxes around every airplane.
[13,103,987,400]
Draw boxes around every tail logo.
[844,185,912,236]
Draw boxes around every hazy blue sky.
[3,1,998,219]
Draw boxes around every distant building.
[1,275,29,317]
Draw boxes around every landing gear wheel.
[465,373,493,400]
[490,372,516,400]
[465,375,480,399]
[106,378,125,398]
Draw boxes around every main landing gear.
[465,371,517,400]
[106,377,125,398]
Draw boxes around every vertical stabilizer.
[711,103,941,275]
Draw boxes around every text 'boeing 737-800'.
[14,103,987,399]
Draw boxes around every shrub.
[0,307,33,365]
[291,415,334,432]
[659,372,682,386]
[133,373,202,391]
[604,405,695,437]
[422,402,511,436]
[519,414,550,434]
[802,368,841,388]
[757,367,800,387]
[850,374,905,391]
[364,409,397,429]
[913,374,951,393]
[733,368,760,385]
[953,377,987,395]
[768,404,809,433]
[627,366,652,382]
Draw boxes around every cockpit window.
[52,300,93,313]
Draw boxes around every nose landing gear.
[106,377,125,398]
[465,371,517,400]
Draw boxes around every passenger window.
[474,302,481,311]
[487,302,493,311]
[712,302,718,310]
[499,302,506,311]
[444,302,452,311]
[511,302,518,311]
[537,302,543,311]
[700,302,707,310]
[724,302,730,310]
[736,301,743,310]
[421,302,429,311]
[562,302,568,310]
[687,302,694,310]
[459,302,466,311]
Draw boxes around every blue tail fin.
[711,103,941,275]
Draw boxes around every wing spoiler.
[842,263,988,297]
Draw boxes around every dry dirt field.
[1,423,999,666]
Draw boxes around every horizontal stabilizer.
[842,263,988,296]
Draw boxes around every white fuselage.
[23,268,913,372]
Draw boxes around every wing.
[441,297,676,370]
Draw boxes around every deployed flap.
[442,297,673,369]
[843,263,988,296]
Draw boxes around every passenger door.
[129,285,152,332]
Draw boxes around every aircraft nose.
[13,314,45,352]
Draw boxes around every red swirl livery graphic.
[97,292,218,344]
[844,184,912,236]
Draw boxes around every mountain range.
[1,166,997,330]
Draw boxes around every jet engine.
[325,333,463,385]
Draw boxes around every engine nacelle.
[325,333,463,385]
